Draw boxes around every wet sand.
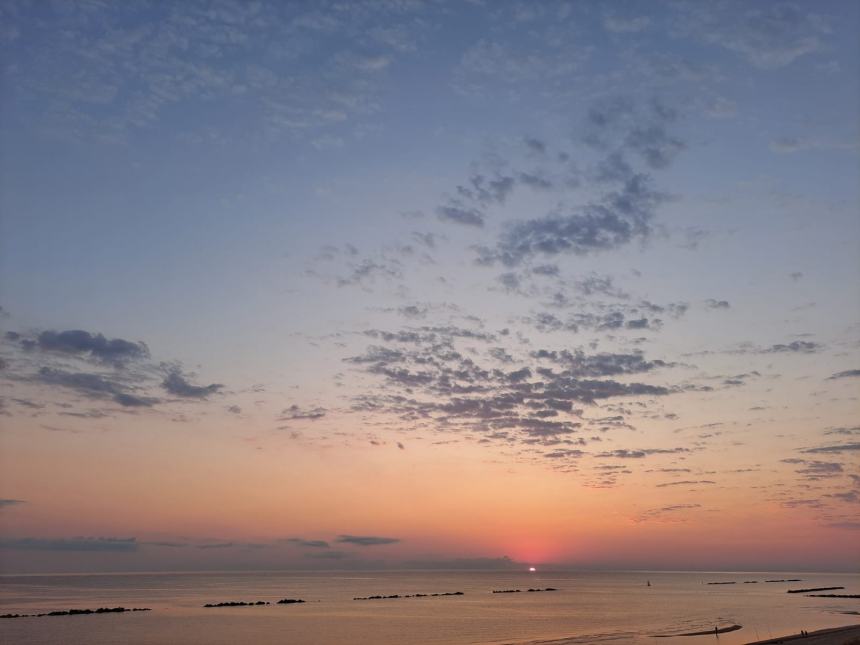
[745,624,860,645]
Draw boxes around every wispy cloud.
[285,538,330,548]
[336,535,400,546]
[801,443,860,454]
[828,369,860,380]
[162,369,222,399]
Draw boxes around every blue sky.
[0,0,858,572]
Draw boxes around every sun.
[528,567,536,572]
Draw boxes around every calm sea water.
[0,570,857,644]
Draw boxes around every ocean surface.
[0,570,857,644]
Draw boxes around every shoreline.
[745,624,860,645]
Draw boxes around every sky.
[0,0,858,574]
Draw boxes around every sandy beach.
[745,624,860,645]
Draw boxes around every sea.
[0,570,857,644]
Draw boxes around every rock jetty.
[787,586,844,594]
[353,592,464,600]
[1,607,151,619]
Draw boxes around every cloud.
[456,172,516,207]
[112,392,159,407]
[36,368,118,395]
[352,55,391,73]
[690,340,824,357]
[142,539,265,549]
[196,542,236,549]
[824,426,860,436]
[162,369,222,399]
[3,1,436,142]
[544,449,586,459]
[345,325,681,452]
[336,535,400,546]
[35,367,157,408]
[655,480,716,487]
[519,294,685,333]
[34,330,149,364]
[684,2,831,69]
[800,443,860,454]
[455,35,588,93]
[8,397,44,410]
[2,326,229,417]
[335,258,403,287]
[285,538,330,548]
[476,174,664,266]
[624,126,685,170]
[280,405,327,421]
[769,136,859,153]
[497,272,521,292]
[634,503,701,523]
[531,349,671,377]
[782,458,843,480]
[461,97,683,265]
[524,137,547,155]
[410,233,441,251]
[828,369,860,380]
[828,491,859,504]
[0,536,137,551]
[764,340,822,353]
[436,204,485,227]
[705,299,730,310]
[572,274,629,299]
[0,499,26,508]
[781,499,822,509]
[435,161,554,228]
[825,522,860,530]
[603,14,651,34]
[597,448,690,459]
[678,226,711,250]
[193,541,268,550]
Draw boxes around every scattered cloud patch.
[162,369,222,399]
[825,522,860,530]
[280,405,327,421]
[597,448,690,459]
[35,367,157,408]
[285,538,330,548]
[34,330,149,364]
[828,369,860,380]
[684,2,831,69]
[801,443,860,454]
[336,535,400,546]
[655,480,716,487]
[634,503,701,523]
